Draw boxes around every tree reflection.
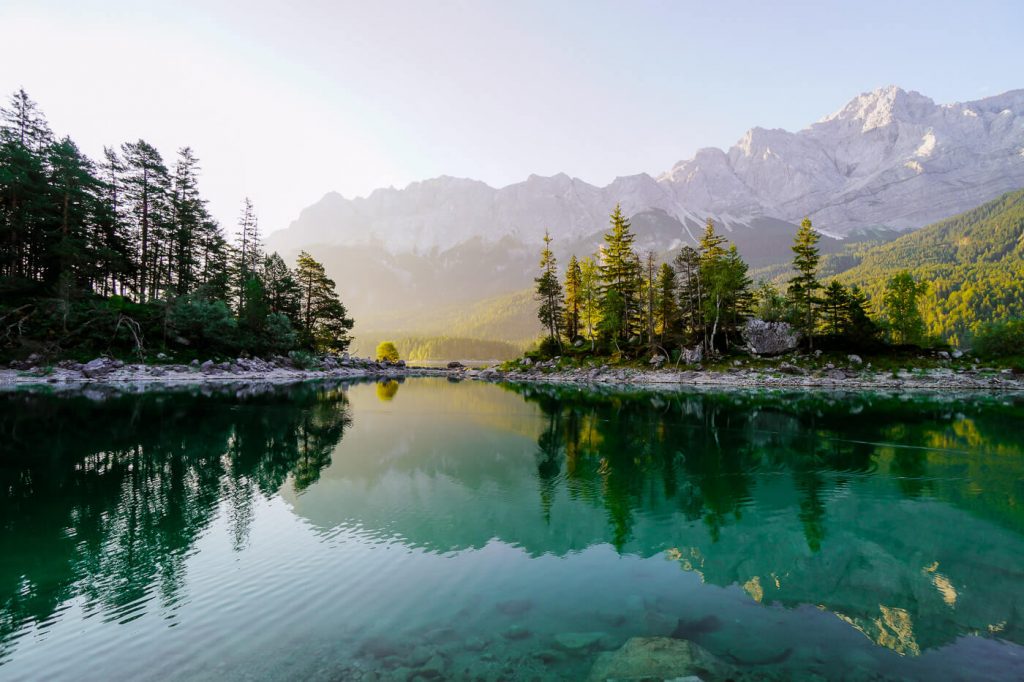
[512,385,1024,553]
[0,382,352,652]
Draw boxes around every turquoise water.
[1,378,1023,680]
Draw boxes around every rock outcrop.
[743,319,801,356]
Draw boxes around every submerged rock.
[553,631,607,651]
[587,637,736,682]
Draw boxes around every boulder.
[587,637,736,682]
[743,318,800,356]
[81,357,117,379]
[200,360,216,373]
[446,361,464,369]
[952,350,964,359]
[681,346,703,365]
[847,354,863,365]
[937,351,951,360]
[649,354,666,367]
[777,362,808,376]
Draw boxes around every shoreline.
[465,364,1024,392]
[4,358,1023,393]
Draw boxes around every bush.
[375,341,400,362]
[168,296,237,352]
[288,349,320,370]
[259,313,297,355]
[972,319,1024,359]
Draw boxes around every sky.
[2,0,1022,236]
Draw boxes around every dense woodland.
[830,188,1024,343]
[535,204,970,360]
[0,90,353,361]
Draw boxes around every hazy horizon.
[3,0,1023,236]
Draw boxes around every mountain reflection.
[0,382,352,654]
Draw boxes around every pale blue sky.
[2,0,1021,234]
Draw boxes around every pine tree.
[234,197,262,311]
[562,254,582,343]
[655,262,678,342]
[295,251,353,352]
[579,256,601,347]
[643,251,657,349]
[121,139,170,301]
[788,217,822,348]
[673,246,701,344]
[169,147,210,295]
[1,89,53,152]
[44,136,102,289]
[599,204,640,343]
[820,280,851,336]
[535,229,563,344]
[262,252,301,319]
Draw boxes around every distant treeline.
[0,89,352,361]
[354,334,522,361]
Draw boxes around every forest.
[532,203,1008,361]
[0,89,353,362]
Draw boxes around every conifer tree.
[121,139,170,301]
[563,254,582,342]
[579,256,600,348]
[673,246,702,344]
[820,280,851,336]
[655,262,679,342]
[535,229,563,344]
[788,217,822,348]
[234,197,262,311]
[599,204,640,343]
[295,251,353,352]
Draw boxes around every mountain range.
[266,85,1024,348]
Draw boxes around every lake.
[1,378,1023,680]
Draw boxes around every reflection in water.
[375,379,400,401]
[2,379,1024,681]
[0,382,351,659]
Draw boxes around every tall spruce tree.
[788,217,822,348]
[563,254,582,342]
[673,245,702,345]
[599,204,640,343]
[535,229,563,344]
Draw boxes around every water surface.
[1,379,1023,680]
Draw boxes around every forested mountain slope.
[833,189,1024,342]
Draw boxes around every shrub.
[375,341,400,362]
[288,349,320,370]
[972,319,1024,359]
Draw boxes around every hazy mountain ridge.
[271,85,1024,256]
[266,85,1024,344]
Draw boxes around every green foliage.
[883,271,929,345]
[788,217,822,344]
[562,254,582,341]
[972,319,1024,359]
[754,281,788,322]
[834,189,1024,344]
[295,251,353,353]
[375,341,400,362]
[0,88,354,362]
[287,349,319,370]
[535,230,564,342]
[599,204,641,343]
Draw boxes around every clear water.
[1,378,1023,681]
